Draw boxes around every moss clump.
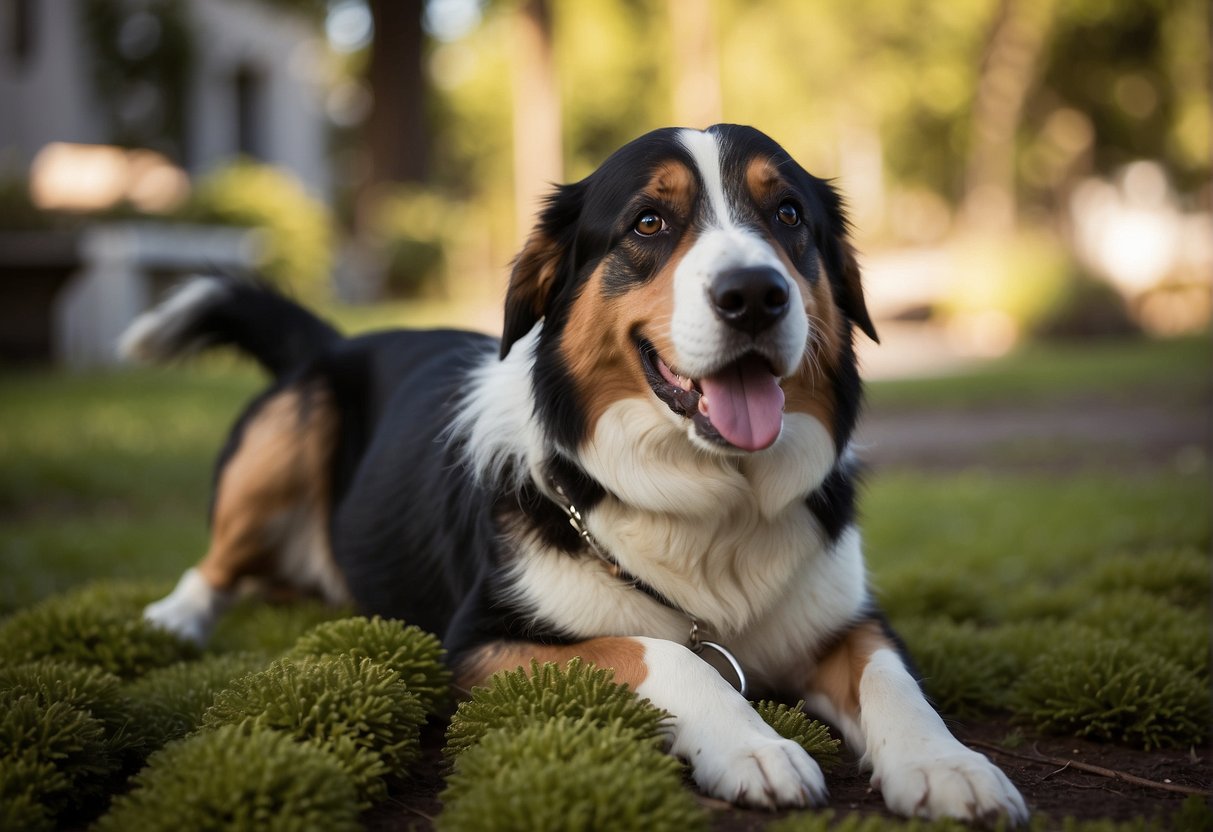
[202,656,425,805]
[0,660,136,755]
[752,700,841,771]
[95,724,360,832]
[876,569,993,625]
[124,653,270,751]
[206,598,348,655]
[770,809,971,831]
[287,616,450,714]
[438,718,706,832]
[1080,548,1211,608]
[0,587,195,679]
[1015,636,1209,750]
[0,693,114,822]
[896,619,1023,717]
[445,658,669,760]
[0,755,61,832]
[1070,591,1209,673]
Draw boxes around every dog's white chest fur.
[502,397,870,691]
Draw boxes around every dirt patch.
[857,393,1210,474]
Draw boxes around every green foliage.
[896,619,1026,717]
[770,809,971,831]
[438,717,706,832]
[0,659,140,763]
[0,755,59,832]
[95,724,360,832]
[206,597,348,655]
[182,160,333,302]
[124,653,270,751]
[752,700,841,771]
[445,658,669,759]
[1070,591,1209,673]
[1079,548,1211,608]
[287,615,451,714]
[0,693,113,820]
[202,656,425,804]
[366,186,467,298]
[0,584,195,679]
[1015,637,1210,750]
[876,569,994,624]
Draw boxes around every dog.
[123,124,1026,822]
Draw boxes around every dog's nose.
[708,267,790,335]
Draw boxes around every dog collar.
[549,478,748,696]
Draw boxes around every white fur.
[670,130,809,386]
[271,505,352,606]
[448,323,547,490]
[853,649,1029,823]
[118,276,229,362]
[143,568,232,645]
[634,636,827,809]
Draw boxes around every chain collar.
[549,478,748,696]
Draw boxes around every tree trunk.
[366,0,428,187]
[962,0,1056,233]
[511,0,563,244]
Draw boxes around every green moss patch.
[753,700,841,771]
[287,615,451,714]
[445,658,669,759]
[438,717,707,832]
[96,724,360,832]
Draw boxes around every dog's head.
[503,124,876,458]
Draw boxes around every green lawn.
[0,333,1209,828]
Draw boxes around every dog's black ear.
[835,237,879,343]
[500,182,585,359]
[813,178,879,344]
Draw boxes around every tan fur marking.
[197,387,337,590]
[560,163,700,430]
[805,620,891,719]
[454,637,649,692]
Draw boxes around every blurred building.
[0,0,331,366]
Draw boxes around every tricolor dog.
[125,125,1027,822]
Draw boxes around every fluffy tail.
[118,276,342,377]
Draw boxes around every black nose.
[708,267,790,335]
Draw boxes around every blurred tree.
[511,0,562,242]
[366,0,430,187]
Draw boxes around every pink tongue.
[699,355,785,451]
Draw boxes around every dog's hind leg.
[144,385,347,644]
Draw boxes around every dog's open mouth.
[638,339,784,452]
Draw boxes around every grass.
[0,332,1209,826]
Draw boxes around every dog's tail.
[118,276,342,378]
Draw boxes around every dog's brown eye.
[776,201,801,227]
[634,212,665,237]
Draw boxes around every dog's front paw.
[873,748,1028,824]
[691,734,827,810]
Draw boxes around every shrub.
[124,653,270,751]
[438,717,706,832]
[287,616,450,714]
[444,658,669,760]
[0,693,114,821]
[1015,636,1209,749]
[752,700,841,771]
[0,586,194,679]
[202,656,425,805]
[1080,548,1211,609]
[183,160,333,303]
[95,724,360,832]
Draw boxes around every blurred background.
[0,0,1209,376]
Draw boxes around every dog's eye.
[634,212,665,237]
[776,201,801,227]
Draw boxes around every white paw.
[691,733,827,810]
[874,748,1028,824]
[143,568,229,645]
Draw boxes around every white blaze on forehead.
[677,128,733,229]
[669,130,809,380]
